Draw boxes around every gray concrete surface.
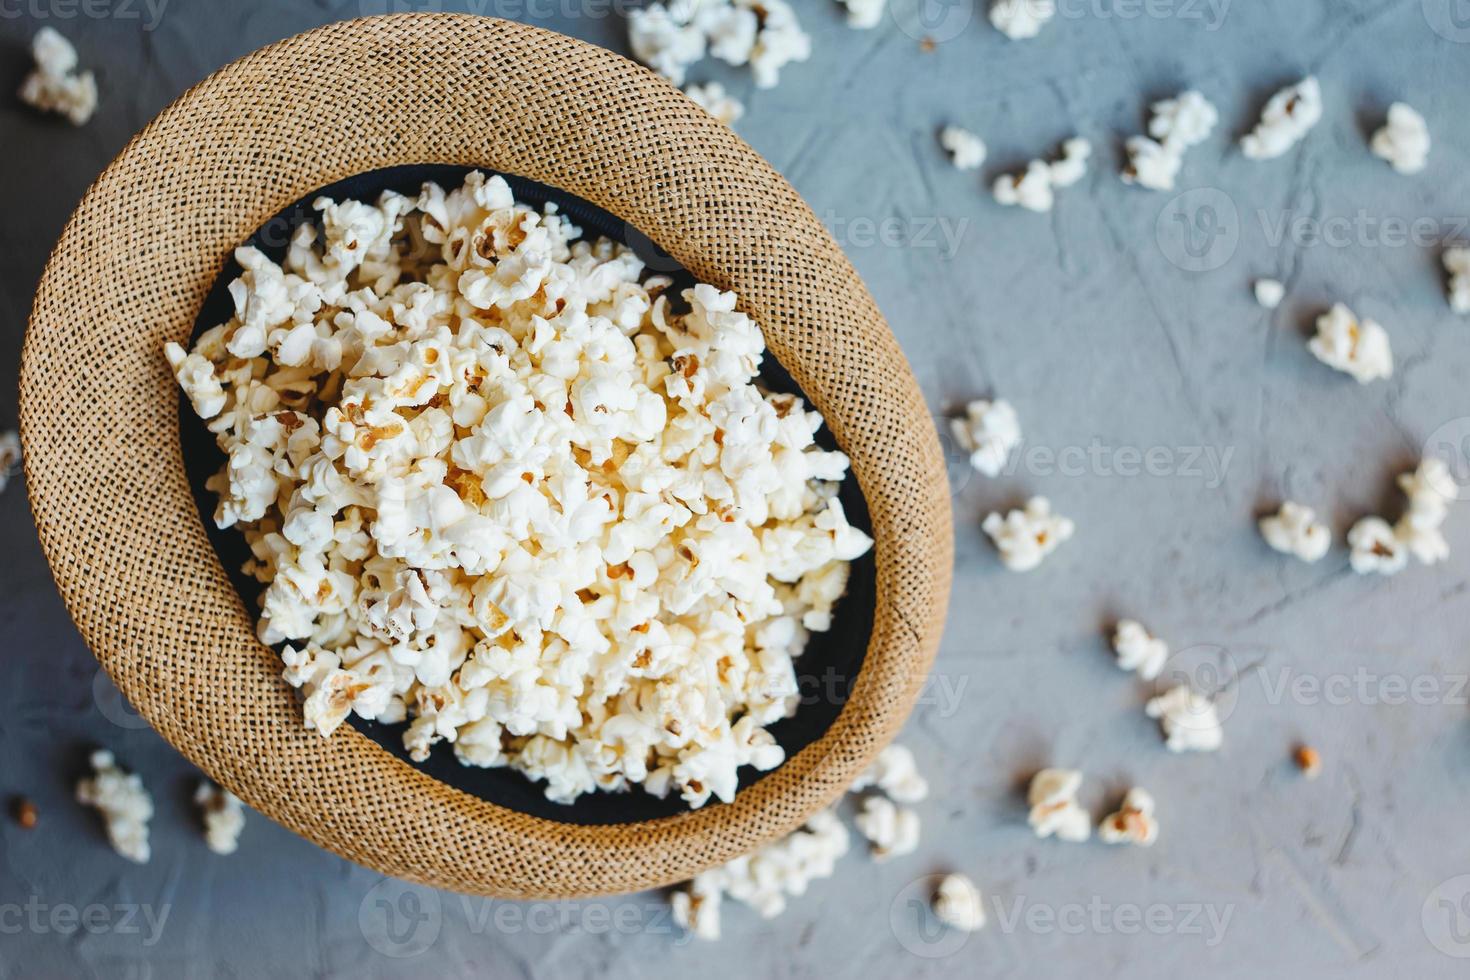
[3,1,1470,976]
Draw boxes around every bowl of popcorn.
[21,15,951,898]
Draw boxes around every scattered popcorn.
[670,808,851,937]
[990,0,1056,40]
[1241,76,1322,160]
[743,0,811,89]
[949,399,1019,477]
[169,172,874,809]
[939,126,987,172]
[1145,685,1223,753]
[1121,90,1218,192]
[627,1,708,87]
[13,798,38,830]
[194,781,246,855]
[1398,458,1455,534]
[684,81,745,126]
[850,743,929,803]
[628,0,808,91]
[1258,501,1331,563]
[76,750,152,864]
[1027,768,1091,842]
[1098,787,1158,846]
[837,0,886,29]
[1253,278,1285,310]
[0,431,20,497]
[855,795,921,861]
[18,27,97,126]
[982,497,1074,572]
[1308,303,1393,384]
[1445,247,1470,315]
[1294,744,1322,780]
[993,139,1090,212]
[1370,102,1430,176]
[1111,619,1168,681]
[1347,516,1409,576]
[933,873,986,932]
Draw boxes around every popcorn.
[194,781,246,855]
[1111,619,1168,681]
[850,743,929,803]
[933,873,986,932]
[949,399,1019,477]
[684,81,745,126]
[1122,90,1218,192]
[1241,77,1322,160]
[627,2,707,87]
[627,1,808,93]
[1445,247,1470,315]
[742,0,812,89]
[170,172,872,809]
[854,795,920,861]
[76,750,152,864]
[1294,744,1322,779]
[1308,303,1393,384]
[18,27,97,126]
[993,139,1090,212]
[671,873,724,940]
[1347,516,1408,575]
[837,0,887,29]
[1370,102,1430,175]
[1098,787,1158,846]
[990,0,1056,39]
[1145,685,1223,753]
[1027,768,1091,841]
[939,126,988,172]
[0,431,20,497]
[1258,501,1331,563]
[1254,278,1285,309]
[982,496,1074,571]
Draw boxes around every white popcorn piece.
[1398,458,1455,532]
[684,81,745,126]
[1347,516,1408,575]
[1445,247,1470,315]
[993,139,1090,212]
[1098,787,1158,847]
[1122,90,1218,192]
[855,795,920,861]
[990,0,1056,40]
[933,873,986,932]
[18,27,97,126]
[1145,685,1223,753]
[1370,102,1430,176]
[1308,303,1393,384]
[1254,278,1285,310]
[0,430,20,497]
[1258,501,1331,563]
[982,497,1074,572]
[76,750,152,864]
[849,743,929,803]
[628,2,707,87]
[169,172,873,810]
[940,125,987,172]
[837,0,887,29]
[1241,77,1322,160]
[949,399,1019,477]
[1027,768,1091,842]
[629,1,808,92]
[671,873,724,940]
[740,0,811,89]
[194,781,246,855]
[1111,619,1168,681]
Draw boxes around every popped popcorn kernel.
[1347,516,1408,575]
[1370,102,1430,176]
[194,781,246,855]
[684,81,745,126]
[939,126,988,172]
[76,750,152,864]
[1253,278,1285,310]
[933,873,986,931]
[1241,77,1322,160]
[982,496,1074,572]
[1145,685,1223,753]
[850,744,929,803]
[1027,768,1091,842]
[990,0,1056,39]
[1122,90,1217,192]
[855,795,920,861]
[1098,787,1158,847]
[1308,303,1393,384]
[949,399,1019,477]
[993,139,1090,212]
[18,27,97,126]
[0,431,20,497]
[1259,501,1331,563]
[1111,619,1168,681]
[837,0,887,29]
[1445,247,1470,315]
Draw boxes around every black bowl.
[181,165,875,825]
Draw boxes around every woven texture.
[20,15,952,899]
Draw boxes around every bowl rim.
[20,13,953,899]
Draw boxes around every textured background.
[3,1,1470,977]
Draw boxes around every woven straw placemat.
[20,14,952,898]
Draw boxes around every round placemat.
[21,14,952,898]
